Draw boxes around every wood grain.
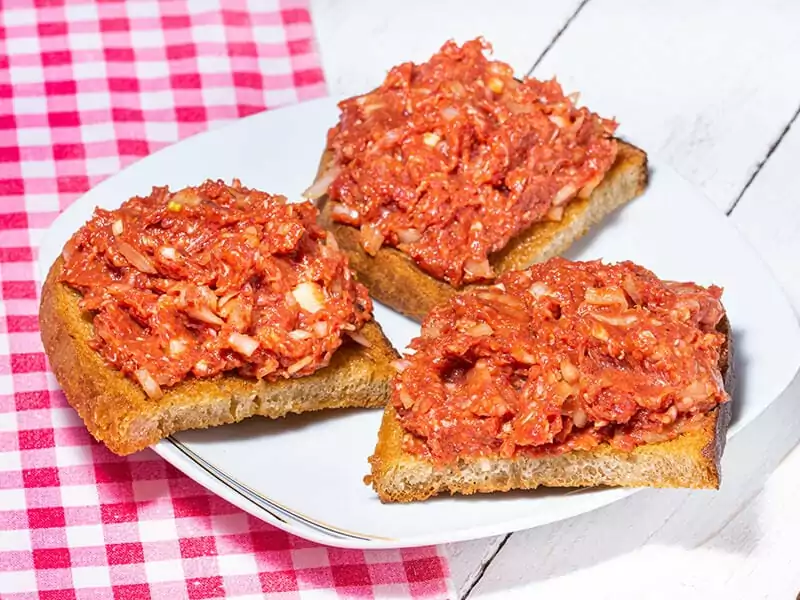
[529,0,800,214]
[731,120,800,309]
[309,0,800,597]
[310,0,584,98]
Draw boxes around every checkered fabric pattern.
[0,1,454,598]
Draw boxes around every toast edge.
[319,140,649,323]
[368,317,733,503]
[40,257,399,456]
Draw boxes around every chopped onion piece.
[549,115,568,128]
[160,246,177,260]
[567,91,581,105]
[194,360,210,375]
[546,206,565,221]
[552,183,578,207]
[313,321,329,337]
[291,282,325,314]
[422,132,440,147]
[229,332,260,357]
[360,224,385,256]
[511,348,535,364]
[639,430,673,445]
[570,114,586,133]
[187,306,224,326]
[107,283,132,294]
[171,189,201,207]
[382,129,402,145]
[398,388,414,409]
[196,285,218,311]
[397,228,421,244]
[256,360,278,378]
[487,77,504,94]
[573,408,588,428]
[591,322,609,341]
[584,287,628,308]
[218,291,239,310]
[391,359,411,373]
[112,219,124,236]
[331,203,360,221]
[441,106,459,121]
[529,282,553,298]
[560,359,579,384]
[168,339,187,356]
[578,175,603,199]
[62,242,74,263]
[592,313,638,327]
[622,275,643,306]
[287,355,313,375]
[555,381,574,398]
[118,242,157,274]
[346,329,371,347]
[219,298,247,328]
[362,101,386,115]
[466,322,493,337]
[464,258,493,279]
[488,61,511,76]
[288,329,312,340]
[135,369,162,399]
[661,405,678,424]
[449,81,466,97]
[302,167,341,200]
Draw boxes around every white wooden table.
[311,1,800,597]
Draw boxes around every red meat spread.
[60,179,373,399]
[314,38,619,286]
[391,258,728,464]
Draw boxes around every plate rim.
[35,97,800,549]
[152,433,638,549]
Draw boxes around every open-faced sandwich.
[39,179,397,456]
[368,257,733,502]
[312,38,648,321]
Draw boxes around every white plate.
[38,98,800,549]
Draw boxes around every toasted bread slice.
[319,140,648,322]
[40,257,399,456]
[368,317,733,502]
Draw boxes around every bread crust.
[319,140,649,322]
[40,257,399,456]
[368,317,734,502]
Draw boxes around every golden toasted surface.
[368,316,733,503]
[40,257,399,456]
[319,141,649,322]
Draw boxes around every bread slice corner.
[320,140,649,322]
[368,317,733,503]
[39,257,399,456]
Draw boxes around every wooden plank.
[528,0,800,213]
[309,3,584,595]
[309,0,583,98]
[730,117,800,309]
[445,536,508,599]
[469,373,800,598]
[309,3,800,596]
[471,26,800,597]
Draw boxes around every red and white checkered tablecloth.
[0,1,454,598]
